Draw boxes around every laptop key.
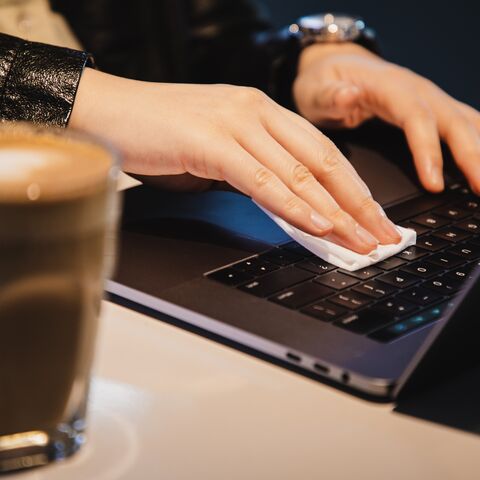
[301,301,347,322]
[433,227,471,243]
[238,267,314,298]
[427,252,465,268]
[424,275,462,295]
[432,206,469,220]
[260,248,303,266]
[232,258,279,276]
[455,199,480,211]
[445,267,475,283]
[416,235,450,252]
[399,287,443,306]
[400,261,444,279]
[352,280,396,299]
[208,268,254,286]
[271,282,334,309]
[338,266,383,280]
[412,214,450,229]
[328,291,372,310]
[396,246,429,261]
[454,219,480,234]
[369,302,452,342]
[296,258,336,275]
[446,242,480,260]
[314,271,359,290]
[377,271,420,289]
[399,222,430,236]
[375,298,417,316]
[334,309,394,334]
[376,257,408,271]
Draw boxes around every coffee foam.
[0,128,115,203]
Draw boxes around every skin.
[70,43,480,254]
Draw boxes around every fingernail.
[355,224,378,250]
[427,163,444,191]
[311,211,333,232]
[378,208,402,243]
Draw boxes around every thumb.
[313,81,362,121]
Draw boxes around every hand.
[294,43,480,194]
[70,68,401,253]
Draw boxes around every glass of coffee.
[0,122,121,473]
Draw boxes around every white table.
[7,301,480,480]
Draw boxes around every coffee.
[0,124,119,472]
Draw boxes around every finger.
[237,129,379,253]
[455,101,480,131]
[215,141,334,237]
[402,108,444,192]
[312,82,363,122]
[439,113,480,195]
[261,105,402,246]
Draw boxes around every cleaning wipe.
[256,204,417,271]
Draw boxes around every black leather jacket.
[0,0,298,127]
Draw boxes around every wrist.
[299,42,378,71]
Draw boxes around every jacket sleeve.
[0,33,94,126]
[186,0,299,106]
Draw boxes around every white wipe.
[257,204,417,271]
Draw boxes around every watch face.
[297,13,365,42]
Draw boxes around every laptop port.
[313,363,330,374]
[341,372,350,384]
[286,352,301,363]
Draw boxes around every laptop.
[107,121,480,400]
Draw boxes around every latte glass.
[0,123,121,473]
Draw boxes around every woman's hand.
[70,68,401,253]
[294,43,480,194]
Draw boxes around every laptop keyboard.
[205,186,480,343]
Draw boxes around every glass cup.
[0,123,121,473]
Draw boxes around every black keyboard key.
[335,310,393,334]
[386,195,451,223]
[338,266,383,280]
[315,271,359,290]
[378,271,421,289]
[376,257,408,271]
[239,267,314,297]
[400,261,444,279]
[454,219,480,234]
[399,287,443,306]
[412,214,450,229]
[352,280,396,299]
[424,276,463,295]
[433,227,471,243]
[208,268,254,286]
[416,235,450,252]
[396,246,429,261]
[233,257,279,276]
[447,243,480,260]
[456,199,480,211]
[328,291,372,310]
[445,267,475,283]
[369,302,453,342]
[271,282,334,309]
[432,206,469,220]
[297,258,336,275]
[427,252,465,268]
[281,242,314,257]
[375,298,417,317]
[260,248,303,266]
[302,301,347,322]
[399,222,430,236]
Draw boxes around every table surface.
[6,301,480,480]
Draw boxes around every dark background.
[262,0,479,110]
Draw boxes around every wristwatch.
[288,13,380,55]
[270,13,379,110]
